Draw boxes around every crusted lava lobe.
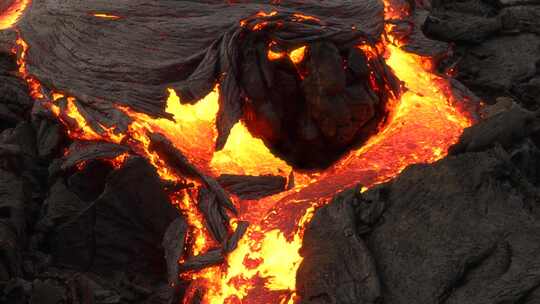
[176,12,401,169]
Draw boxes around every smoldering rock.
[162,217,188,288]
[223,221,249,254]
[197,188,228,244]
[402,9,450,59]
[179,249,224,273]
[149,133,237,214]
[61,141,130,171]
[217,174,287,200]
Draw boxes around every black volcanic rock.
[366,144,540,304]
[91,157,181,278]
[217,174,287,200]
[423,0,540,106]
[299,103,540,303]
[42,180,94,270]
[296,187,381,304]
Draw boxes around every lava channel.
[5,0,474,303]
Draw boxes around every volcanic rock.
[449,104,540,154]
[162,217,188,299]
[0,0,385,129]
[217,174,287,200]
[41,180,94,270]
[197,188,229,244]
[61,141,130,171]
[423,0,540,105]
[296,188,381,304]
[365,144,540,304]
[299,100,540,303]
[90,157,181,278]
[149,133,237,214]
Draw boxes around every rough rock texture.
[91,157,180,277]
[217,174,286,199]
[0,0,385,123]
[296,188,381,304]
[2,0,540,303]
[423,0,540,108]
[299,103,540,303]
[0,0,406,168]
[366,144,540,303]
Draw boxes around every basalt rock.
[423,0,540,108]
[90,157,181,278]
[217,174,287,200]
[365,143,540,304]
[300,105,540,303]
[296,188,381,304]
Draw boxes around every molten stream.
[5,1,473,303]
[0,0,31,30]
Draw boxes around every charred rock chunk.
[217,174,287,200]
[162,217,188,289]
[365,145,540,304]
[197,188,229,244]
[41,180,94,270]
[91,157,181,278]
[175,12,399,169]
[296,188,381,304]
[61,141,130,171]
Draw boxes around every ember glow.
[0,0,30,30]
[6,1,474,303]
[92,13,121,20]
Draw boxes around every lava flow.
[5,0,473,303]
[0,0,31,30]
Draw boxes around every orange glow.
[267,41,286,61]
[291,13,320,23]
[52,92,65,101]
[92,13,121,20]
[107,152,130,169]
[267,49,286,61]
[13,1,474,303]
[184,3,472,303]
[0,0,31,30]
[15,36,44,100]
[256,11,277,18]
[288,46,306,65]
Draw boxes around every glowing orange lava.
[0,0,31,30]
[8,1,473,303]
[92,13,122,20]
[288,46,306,65]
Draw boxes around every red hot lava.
[2,1,474,303]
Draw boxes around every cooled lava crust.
[177,12,402,169]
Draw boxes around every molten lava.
[0,0,31,30]
[5,1,474,303]
[92,13,122,20]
